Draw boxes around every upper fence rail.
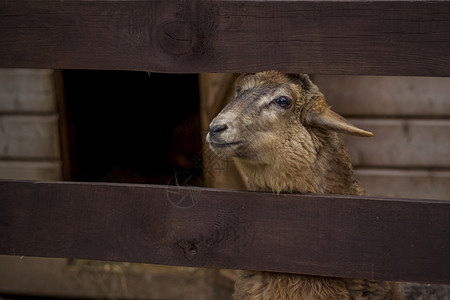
[1,0,450,76]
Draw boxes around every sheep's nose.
[210,124,228,134]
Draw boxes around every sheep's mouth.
[209,141,244,148]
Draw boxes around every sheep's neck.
[236,132,365,196]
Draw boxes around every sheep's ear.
[308,106,374,137]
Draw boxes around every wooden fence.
[1,0,450,76]
[1,0,449,286]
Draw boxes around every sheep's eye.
[275,96,292,108]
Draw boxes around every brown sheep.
[206,71,403,300]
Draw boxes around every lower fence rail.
[0,180,449,284]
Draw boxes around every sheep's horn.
[309,108,374,137]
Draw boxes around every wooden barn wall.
[0,69,63,298]
[0,70,234,300]
[0,69,62,180]
[0,71,448,298]
[315,75,450,200]
[200,74,450,201]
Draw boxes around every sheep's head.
[206,71,372,163]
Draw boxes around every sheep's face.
[206,71,307,162]
[206,71,372,162]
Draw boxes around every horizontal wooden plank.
[1,180,449,284]
[0,256,233,300]
[0,69,56,113]
[0,115,60,159]
[345,119,450,168]
[1,1,450,75]
[316,76,450,117]
[355,168,450,201]
[0,69,53,76]
[0,161,61,181]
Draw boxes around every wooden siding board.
[355,169,450,201]
[0,69,56,113]
[0,115,60,159]
[0,1,450,75]
[316,76,450,117]
[0,161,61,180]
[1,180,449,284]
[345,119,450,168]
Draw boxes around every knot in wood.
[157,21,193,56]
[178,239,198,261]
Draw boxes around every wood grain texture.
[345,119,450,168]
[1,1,450,75]
[0,161,61,181]
[0,115,60,159]
[315,76,450,117]
[0,69,56,113]
[1,180,449,284]
[355,169,450,201]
